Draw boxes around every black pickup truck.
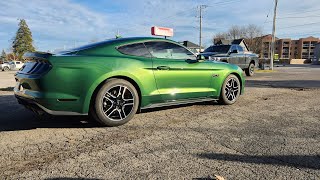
[201,44,259,76]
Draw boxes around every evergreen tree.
[12,19,35,59]
[0,50,6,61]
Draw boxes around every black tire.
[3,67,9,71]
[90,78,139,127]
[245,63,255,76]
[218,74,241,105]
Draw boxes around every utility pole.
[198,5,207,53]
[270,0,278,70]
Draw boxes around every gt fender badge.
[212,74,219,77]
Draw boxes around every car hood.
[201,52,228,57]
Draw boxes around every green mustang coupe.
[14,37,244,126]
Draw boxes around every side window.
[230,45,238,53]
[117,43,151,57]
[16,62,21,64]
[237,46,244,53]
[144,41,195,60]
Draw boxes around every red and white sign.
[151,26,173,37]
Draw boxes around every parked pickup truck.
[0,61,24,71]
[201,44,259,76]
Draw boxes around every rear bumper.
[14,86,87,116]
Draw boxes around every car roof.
[60,37,177,54]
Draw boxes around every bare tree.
[243,24,263,54]
[228,25,242,40]
[212,32,228,44]
[212,24,263,54]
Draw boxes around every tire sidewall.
[220,74,241,105]
[249,63,255,76]
[246,63,254,76]
[93,79,139,126]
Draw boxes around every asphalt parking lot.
[0,65,319,179]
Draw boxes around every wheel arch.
[230,72,244,94]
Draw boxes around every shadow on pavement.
[281,64,320,68]
[0,94,101,131]
[46,178,102,180]
[197,153,320,170]
[246,80,320,89]
[0,94,215,131]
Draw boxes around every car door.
[144,41,214,102]
[228,45,240,65]
[236,45,246,68]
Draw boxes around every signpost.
[151,26,173,38]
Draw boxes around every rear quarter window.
[117,43,151,57]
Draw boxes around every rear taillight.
[20,52,53,75]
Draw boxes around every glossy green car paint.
[14,37,244,116]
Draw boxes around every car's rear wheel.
[245,63,255,76]
[3,67,9,71]
[218,74,241,105]
[91,78,139,126]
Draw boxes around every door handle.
[157,66,170,70]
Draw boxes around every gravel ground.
[0,65,319,179]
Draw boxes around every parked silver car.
[0,61,10,71]
[0,61,24,71]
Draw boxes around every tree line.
[1,19,35,62]
[212,24,263,54]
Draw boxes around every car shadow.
[246,80,320,89]
[0,94,217,132]
[196,153,320,170]
[0,94,102,131]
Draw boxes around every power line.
[262,0,275,29]
[207,0,243,7]
[156,0,243,26]
[279,8,320,16]
[277,21,320,30]
[277,14,320,19]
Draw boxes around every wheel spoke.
[107,108,117,117]
[105,92,116,99]
[117,109,126,120]
[117,86,126,98]
[104,96,114,103]
[121,87,127,99]
[104,104,114,114]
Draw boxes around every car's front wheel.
[218,74,241,105]
[91,78,139,126]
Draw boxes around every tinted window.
[230,45,238,53]
[144,41,195,60]
[117,43,151,57]
[237,46,244,53]
[204,45,231,53]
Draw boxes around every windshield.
[204,45,231,53]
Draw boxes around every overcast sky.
[0,0,320,52]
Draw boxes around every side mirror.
[196,54,205,61]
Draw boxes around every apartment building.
[260,35,320,61]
